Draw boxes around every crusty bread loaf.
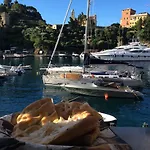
[46,114,99,145]
[79,102,102,120]
[12,98,102,146]
[87,144,111,150]
[11,112,20,125]
[67,126,100,146]
[12,98,56,137]
[55,101,102,121]
[21,98,54,114]
[41,111,58,126]
[15,111,99,145]
[55,102,71,120]
[17,98,55,121]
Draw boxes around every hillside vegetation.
[0,0,150,54]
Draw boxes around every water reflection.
[0,56,150,127]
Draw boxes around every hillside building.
[0,12,10,27]
[71,9,75,21]
[120,8,149,28]
[81,15,97,27]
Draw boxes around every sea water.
[0,56,150,127]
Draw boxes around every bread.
[12,98,102,146]
[13,98,56,136]
[68,126,100,146]
[16,111,99,145]
[41,111,58,126]
[45,113,99,145]
[55,101,71,120]
[17,97,55,121]
[11,112,20,125]
[87,144,111,150]
[55,101,102,120]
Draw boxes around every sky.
[0,0,150,26]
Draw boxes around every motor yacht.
[91,42,150,61]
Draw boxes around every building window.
[126,12,128,15]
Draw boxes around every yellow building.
[120,8,149,28]
[130,12,149,27]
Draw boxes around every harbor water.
[0,56,150,127]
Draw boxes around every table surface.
[111,127,150,150]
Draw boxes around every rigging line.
[83,0,91,73]
[84,0,90,53]
[90,0,95,16]
[47,0,73,69]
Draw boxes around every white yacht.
[91,42,149,61]
[58,52,67,57]
[72,52,79,57]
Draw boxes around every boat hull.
[61,82,143,100]
[95,54,150,62]
[102,77,143,89]
[43,73,143,89]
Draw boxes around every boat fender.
[92,74,95,78]
[104,93,108,100]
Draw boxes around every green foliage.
[0,4,7,13]
[1,1,150,54]
[138,16,150,42]
[135,18,142,31]
[77,12,86,26]
[4,0,11,7]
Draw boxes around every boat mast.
[47,0,73,69]
[83,0,90,73]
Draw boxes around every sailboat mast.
[84,0,90,52]
[83,0,90,73]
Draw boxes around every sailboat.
[42,1,143,89]
[42,0,143,100]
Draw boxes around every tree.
[0,4,6,13]
[135,18,142,31]
[77,12,86,26]
[68,17,79,28]
[139,16,150,42]
[4,0,11,7]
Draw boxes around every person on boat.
[83,51,90,66]
[82,51,91,73]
